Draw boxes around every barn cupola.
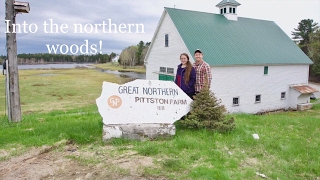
[216,0,241,21]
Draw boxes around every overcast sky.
[0,0,319,55]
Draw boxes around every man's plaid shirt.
[193,61,212,92]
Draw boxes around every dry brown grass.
[0,68,122,115]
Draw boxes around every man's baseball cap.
[194,49,202,54]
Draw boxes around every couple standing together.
[175,49,212,100]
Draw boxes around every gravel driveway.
[308,82,320,99]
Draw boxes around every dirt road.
[0,142,163,180]
[309,81,320,98]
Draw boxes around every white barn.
[144,0,318,114]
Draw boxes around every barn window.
[281,92,286,99]
[167,67,174,74]
[233,8,236,14]
[220,9,223,14]
[264,66,268,75]
[229,7,232,13]
[165,34,169,47]
[233,97,239,106]
[160,67,166,73]
[224,8,226,14]
[255,94,261,103]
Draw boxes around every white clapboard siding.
[211,65,309,113]
[145,11,191,80]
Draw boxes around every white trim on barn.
[145,10,191,80]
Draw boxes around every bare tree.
[120,48,129,68]
[127,46,137,66]
[120,46,137,67]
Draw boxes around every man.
[193,49,212,93]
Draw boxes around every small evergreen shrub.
[181,87,235,132]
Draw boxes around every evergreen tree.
[292,19,319,54]
[181,86,235,132]
[136,41,145,65]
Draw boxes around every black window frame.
[167,67,174,74]
[160,67,166,73]
[255,94,261,103]
[233,97,239,106]
[165,34,169,47]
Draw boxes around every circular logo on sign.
[107,95,122,109]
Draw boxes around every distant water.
[0,63,145,79]
[100,69,146,79]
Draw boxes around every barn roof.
[290,84,319,94]
[165,7,313,66]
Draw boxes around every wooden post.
[5,0,22,122]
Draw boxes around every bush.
[180,87,235,132]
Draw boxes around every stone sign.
[96,79,193,140]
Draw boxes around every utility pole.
[5,0,30,122]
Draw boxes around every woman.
[175,53,196,100]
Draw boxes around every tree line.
[0,40,150,66]
[292,19,320,82]
[119,41,150,67]
[0,52,116,64]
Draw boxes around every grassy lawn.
[0,68,319,179]
[0,68,123,115]
[92,62,146,73]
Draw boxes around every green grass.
[0,105,102,147]
[104,105,320,179]
[0,68,319,179]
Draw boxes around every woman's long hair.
[180,53,192,85]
